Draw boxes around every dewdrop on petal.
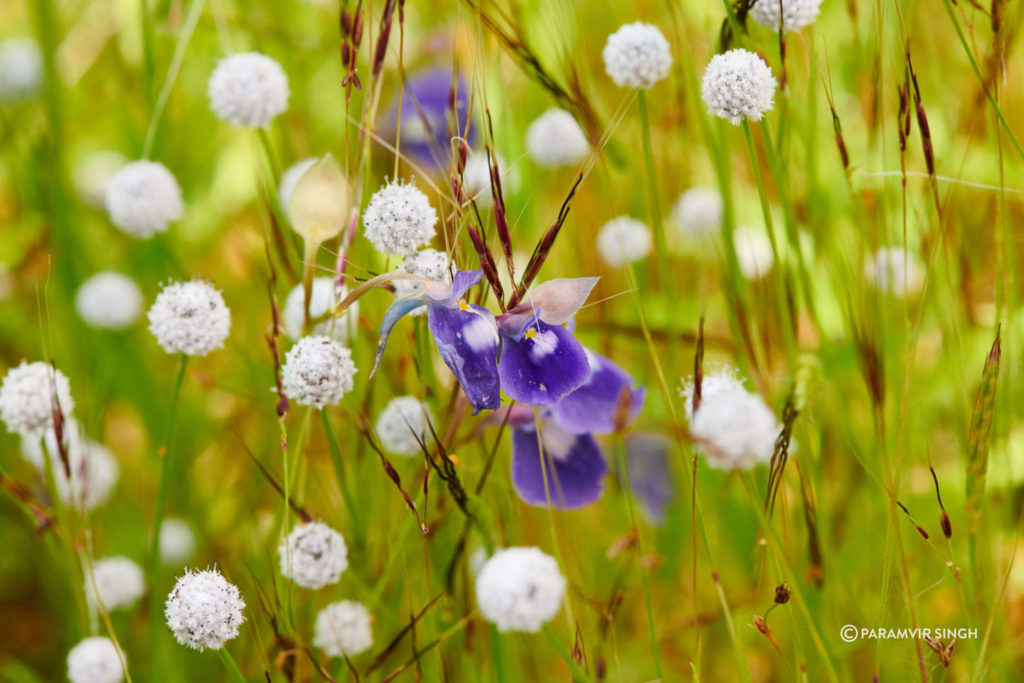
[278,157,317,213]
[0,361,74,437]
[86,557,145,611]
[671,187,723,239]
[751,0,823,33]
[375,396,431,456]
[160,518,197,565]
[362,179,438,256]
[680,364,745,422]
[733,227,775,280]
[76,272,143,330]
[597,216,653,267]
[526,109,589,168]
[690,386,780,470]
[67,637,125,683]
[279,521,348,589]
[476,547,565,632]
[281,336,357,409]
[313,601,373,657]
[0,38,42,102]
[165,569,245,651]
[208,52,289,127]
[393,248,453,317]
[602,22,673,89]
[701,49,777,125]
[288,154,349,246]
[147,280,231,356]
[104,161,183,238]
[865,246,924,297]
[282,277,358,342]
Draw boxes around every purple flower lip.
[511,423,608,509]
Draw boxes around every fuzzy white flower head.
[462,151,496,209]
[375,396,430,456]
[865,246,923,297]
[733,227,775,280]
[597,216,653,267]
[279,521,348,589]
[751,0,824,33]
[208,52,289,127]
[526,109,590,168]
[0,361,73,437]
[475,547,566,632]
[165,569,245,651]
[392,248,453,317]
[362,180,438,256]
[602,22,673,89]
[679,365,746,422]
[147,280,231,356]
[690,385,779,470]
[313,601,373,657]
[23,420,119,510]
[87,557,145,611]
[281,336,357,408]
[75,272,144,330]
[701,49,777,125]
[282,277,358,343]
[278,157,317,212]
[672,187,723,239]
[0,38,42,102]
[160,518,197,565]
[73,151,127,208]
[104,161,183,238]
[67,637,124,683]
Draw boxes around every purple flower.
[381,68,475,170]
[623,433,673,523]
[549,350,645,434]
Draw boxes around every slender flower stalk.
[637,91,671,290]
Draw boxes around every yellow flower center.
[524,328,538,340]
[458,299,470,311]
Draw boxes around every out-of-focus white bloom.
[462,151,497,209]
[0,38,42,101]
[602,23,673,89]
[313,601,373,657]
[87,557,145,611]
[468,547,489,576]
[282,278,358,343]
[160,518,197,565]
[165,569,245,651]
[75,272,143,330]
[22,420,119,510]
[278,157,317,212]
[279,521,348,589]
[67,637,125,683]
[690,383,780,470]
[671,187,723,239]
[393,249,453,317]
[701,49,777,125]
[475,547,565,632]
[865,246,924,297]
[104,161,183,238]
[281,336,356,408]
[597,216,653,267]
[287,153,349,245]
[375,396,430,456]
[0,361,73,437]
[751,0,824,33]
[73,151,127,208]
[526,109,589,168]
[208,52,289,127]
[147,280,231,356]
[679,364,745,422]
[733,227,775,280]
[362,180,438,256]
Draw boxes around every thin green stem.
[217,647,248,683]
[321,409,362,546]
[637,90,671,290]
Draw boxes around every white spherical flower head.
[680,365,746,422]
[87,557,145,611]
[165,569,246,651]
[602,22,673,89]
[526,109,590,168]
[24,422,120,510]
[147,280,231,356]
[208,52,289,127]
[751,0,823,33]
[690,386,780,470]
[160,518,197,565]
[865,246,924,297]
[279,521,348,589]
[475,547,566,632]
[104,161,184,238]
[282,277,358,343]
[362,180,438,256]
[733,227,775,280]
[0,38,43,101]
[597,216,653,267]
[67,637,125,683]
[73,151,127,208]
[0,361,73,437]
[76,272,143,330]
[278,157,317,213]
[281,336,357,408]
[701,49,777,125]
[375,396,430,456]
[393,249,453,317]
[313,601,373,657]
[462,151,497,209]
[672,187,723,239]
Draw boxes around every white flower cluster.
[393,248,453,316]
[279,521,348,589]
[733,227,775,280]
[526,109,590,168]
[0,38,42,101]
[278,157,318,212]
[865,246,923,296]
[375,396,430,456]
[751,0,824,33]
[165,569,245,651]
[147,280,231,356]
[0,361,74,437]
[701,49,777,125]
[602,22,673,89]
[313,601,374,657]
[597,216,653,267]
[475,547,566,632]
[671,187,722,239]
[22,419,119,510]
[281,336,357,408]
[104,161,184,238]
[160,518,197,565]
[282,277,358,343]
[75,272,144,330]
[679,364,745,421]
[208,52,289,127]
[86,556,146,611]
[362,180,438,256]
[66,637,125,683]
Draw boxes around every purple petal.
[497,321,590,404]
[550,351,645,434]
[449,270,484,301]
[372,295,432,377]
[427,301,501,412]
[511,425,607,509]
[624,433,673,524]
[507,277,599,325]
[382,69,476,170]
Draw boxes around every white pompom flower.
[278,157,318,213]
[362,180,438,256]
[526,108,590,168]
[87,557,146,611]
[208,52,289,127]
[392,249,453,317]
[679,364,746,422]
[602,22,673,89]
[0,38,43,102]
[689,383,780,470]
[279,521,348,589]
[160,518,197,565]
[281,336,357,408]
[751,0,824,33]
[165,569,246,651]
[104,161,184,238]
[375,396,430,456]
[733,227,775,280]
[0,361,73,437]
[22,420,119,510]
[701,49,777,125]
[597,216,653,267]
[75,272,144,330]
[671,187,723,239]
[66,637,125,683]
[313,601,374,658]
[281,277,358,343]
[147,280,231,356]
[475,547,566,632]
[865,246,924,297]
